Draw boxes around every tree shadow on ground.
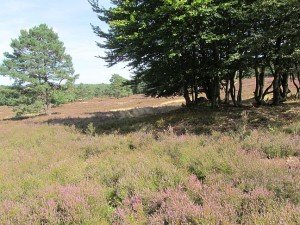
[46,105,215,135]
[45,101,300,136]
[3,112,61,121]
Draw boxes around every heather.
[0,97,299,224]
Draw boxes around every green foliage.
[0,24,77,115]
[272,181,300,204]
[0,88,46,117]
[0,75,136,109]
[109,74,132,98]
[75,84,98,100]
[90,0,300,106]
[13,98,44,117]
[0,86,20,106]
[51,89,76,106]
[85,122,96,136]
[74,83,110,100]
[73,75,134,101]
[188,161,207,182]
[262,144,297,159]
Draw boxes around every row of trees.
[67,74,134,101]
[0,24,134,116]
[90,0,300,107]
[0,73,134,116]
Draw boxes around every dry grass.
[0,106,14,120]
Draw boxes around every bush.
[13,98,44,117]
[262,144,297,159]
[51,90,76,106]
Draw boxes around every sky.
[0,0,131,85]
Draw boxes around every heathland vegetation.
[0,95,299,224]
[0,0,300,224]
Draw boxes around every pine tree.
[0,24,77,116]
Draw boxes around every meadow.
[0,92,299,224]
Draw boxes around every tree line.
[0,73,135,116]
[89,0,300,107]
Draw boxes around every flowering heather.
[0,98,299,224]
[113,195,146,225]
[113,186,203,225]
[148,187,203,225]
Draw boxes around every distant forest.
[0,73,141,108]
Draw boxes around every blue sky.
[0,0,131,85]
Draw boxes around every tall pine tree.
[0,24,77,115]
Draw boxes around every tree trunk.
[211,76,220,108]
[216,77,220,106]
[183,82,192,107]
[291,73,300,98]
[191,86,195,103]
[258,66,265,104]
[254,66,265,105]
[237,70,243,107]
[225,77,229,105]
[44,103,52,115]
[203,81,211,101]
[229,72,237,106]
[273,37,282,106]
[254,67,259,103]
[297,73,300,98]
[44,88,52,115]
[273,67,281,106]
[194,85,198,103]
[262,80,274,102]
[192,45,198,103]
[281,72,289,100]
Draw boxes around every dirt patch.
[0,106,14,120]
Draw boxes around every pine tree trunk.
[44,88,52,115]
[44,103,52,115]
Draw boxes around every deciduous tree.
[90,0,300,107]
